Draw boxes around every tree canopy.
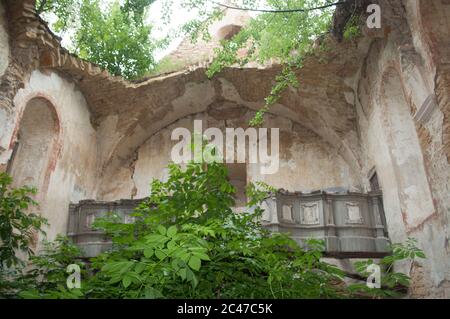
[164,0,337,125]
[36,0,358,121]
[36,0,158,80]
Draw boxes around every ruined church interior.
[1,0,450,299]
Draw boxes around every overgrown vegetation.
[0,173,46,269]
[349,238,426,298]
[161,0,336,126]
[36,0,158,80]
[343,13,362,41]
[0,161,425,299]
[145,57,189,77]
[0,172,47,298]
[36,1,364,124]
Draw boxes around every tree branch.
[211,0,347,13]
[36,0,49,14]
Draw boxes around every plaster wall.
[355,8,450,295]
[102,109,360,201]
[4,70,98,240]
[0,0,449,298]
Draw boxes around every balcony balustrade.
[67,190,389,258]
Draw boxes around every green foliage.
[16,236,85,299]
[0,164,426,299]
[0,173,47,269]
[0,174,82,299]
[343,14,362,41]
[349,238,426,298]
[245,181,277,207]
[36,0,158,80]
[146,57,186,76]
[76,0,156,79]
[36,0,80,32]
[162,0,333,126]
[122,0,156,24]
[84,162,346,298]
[3,161,348,299]
[249,65,299,127]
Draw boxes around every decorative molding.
[259,201,270,222]
[69,192,390,257]
[414,94,438,124]
[282,205,293,221]
[371,198,383,225]
[300,202,320,225]
[86,213,96,229]
[124,215,135,224]
[346,202,363,224]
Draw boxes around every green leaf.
[157,225,166,236]
[416,251,426,259]
[178,268,187,280]
[167,225,177,238]
[144,286,163,299]
[135,262,146,274]
[192,251,210,261]
[155,249,166,260]
[188,256,201,271]
[145,234,167,243]
[144,248,154,258]
[122,276,132,289]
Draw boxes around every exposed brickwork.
[0,1,39,113]
[1,0,450,299]
[436,65,450,163]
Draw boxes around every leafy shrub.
[0,173,47,269]
[0,172,47,298]
[17,236,85,299]
[0,164,426,299]
[85,162,345,298]
[343,14,362,41]
[349,238,426,298]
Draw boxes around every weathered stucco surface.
[353,0,450,297]
[4,70,98,240]
[102,110,360,201]
[1,0,450,297]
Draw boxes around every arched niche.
[379,68,435,230]
[102,108,361,200]
[8,97,60,197]
[216,24,242,40]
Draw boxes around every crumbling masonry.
[0,0,449,297]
